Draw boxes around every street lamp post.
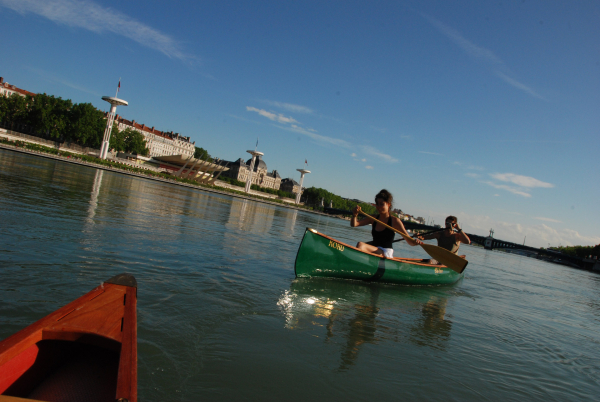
[100,96,128,160]
[295,169,311,204]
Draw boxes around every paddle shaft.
[348,209,444,243]
[392,227,446,243]
[358,211,416,243]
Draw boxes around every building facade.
[112,115,195,158]
[280,178,301,194]
[222,155,282,190]
[0,77,35,98]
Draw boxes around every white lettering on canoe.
[434,267,443,274]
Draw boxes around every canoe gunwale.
[0,274,137,402]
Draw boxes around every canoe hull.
[0,273,137,402]
[295,228,463,285]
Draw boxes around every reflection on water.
[286,209,298,236]
[226,199,276,234]
[278,278,453,370]
[87,169,103,221]
[409,296,450,349]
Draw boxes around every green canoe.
[295,228,464,286]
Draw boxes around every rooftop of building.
[245,155,268,172]
[112,114,194,145]
[281,178,299,186]
[226,156,281,179]
[0,77,40,97]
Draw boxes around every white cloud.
[494,194,499,197]
[278,124,351,148]
[370,126,387,134]
[534,217,562,223]
[494,71,548,101]
[421,13,545,101]
[458,213,600,247]
[489,138,569,144]
[0,0,193,62]
[400,135,411,140]
[247,107,395,163]
[422,13,503,65]
[454,161,484,171]
[490,173,554,188]
[350,153,357,157]
[26,66,99,95]
[246,107,298,125]
[419,151,442,156]
[361,158,367,162]
[482,181,532,198]
[360,145,399,163]
[264,100,313,114]
[465,173,481,178]
[365,165,374,170]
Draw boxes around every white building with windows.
[112,115,196,158]
[0,77,35,98]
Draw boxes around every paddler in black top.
[350,189,422,259]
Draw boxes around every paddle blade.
[421,243,468,273]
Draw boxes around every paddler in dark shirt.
[418,215,471,263]
[350,189,422,258]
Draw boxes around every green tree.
[109,123,125,152]
[28,93,72,139]
[66,102,106,147]
[302,186,377,214]
[194,146,212,161]
[553,244,600,258]
[0,93,29,130]
[123,128,150,156]
[109,126,149,156]
[0,94,7,123]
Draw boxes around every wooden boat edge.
[0,273,137,402]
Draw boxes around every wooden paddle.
[392,227,445,243]
[359,211,468,274]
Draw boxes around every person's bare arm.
[418,232,440,241]
[350,205,373,227]
[454,222,471,244]
[393,218,422,246]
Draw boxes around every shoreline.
[0,143,336,218]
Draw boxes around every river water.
[1,148,598,401]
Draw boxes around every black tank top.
[369,215,395,249]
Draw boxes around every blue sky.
[1,0,598,248]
